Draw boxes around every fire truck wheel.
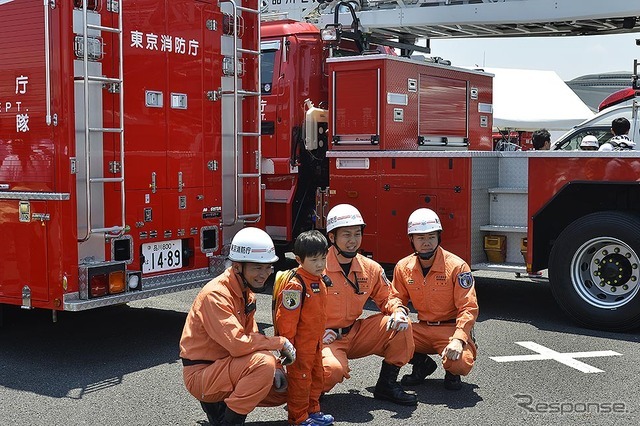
[549,211,640,331]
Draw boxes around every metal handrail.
[44,0,52,126]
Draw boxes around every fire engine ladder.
[221,0,262,226]
[307,0,640,41]
[77,1,126,242]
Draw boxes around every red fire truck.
[0,0,266,317]
[258,3,640,331]
[3,0,640,332]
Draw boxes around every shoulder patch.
[282,289,302,310]
[458,272,474,289]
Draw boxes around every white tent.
[484,67,594,131]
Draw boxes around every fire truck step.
[92,226,125,234]
[220,90,260,97]
[479,225,527,233]
[89,127,123,133]
[238,213,260,220]
[235,5,259,14]
[87,23,122,34]
[75,75,121,84]
[471,263,527,273]
[238,48,260,56]
[90,177,124,183]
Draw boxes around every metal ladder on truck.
[221,0,262,226]
[76,0,125,242]
[306,0,640,41]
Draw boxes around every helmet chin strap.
[417,250,436,260]
[235,266,267,293]
[410,235,440,261]
[335,244,357,259]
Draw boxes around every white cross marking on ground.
[489,341,622,373]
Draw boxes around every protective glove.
[274,369,288,392]
[440,338,464,361]
[386,309,409,332]
[279,338,296,366]
[322,329,338,345]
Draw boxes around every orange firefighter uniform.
[391,247,478,376]
[322,246,415,391]
[274,267,328,425]
[179,268,288,416]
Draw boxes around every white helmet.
[228,227,279,263]
[326,204,365,232]
[580,135,599,149]
[407,208,442,235]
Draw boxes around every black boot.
[221,407,247,426]
[443,371,462,391]
[400,353,438,386]
[373,361,418,406]
[200,401,226,425]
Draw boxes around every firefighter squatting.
[180,204,478,426]
[2,1,640,424]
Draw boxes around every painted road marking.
[490,341,622,373]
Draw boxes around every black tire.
[549,211,640,331]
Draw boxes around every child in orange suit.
[274,230,334,426]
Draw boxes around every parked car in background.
[552,103,638,150]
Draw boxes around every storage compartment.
[484,235,506,263]
[327,55,493,151]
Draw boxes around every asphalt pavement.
[1,271,638,425]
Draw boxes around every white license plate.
[142,239,182,274]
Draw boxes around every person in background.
[391,208,478,392]
[179,227,296,426]
[579,135,599,151]
[321,204,417,406]
[532,129,551,150]
[599,117,636,151]
[274,230,334,426]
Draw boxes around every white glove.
[386,309,409,332]
[323,329,338,345]
[274,369,288,392]
[279,338,296,366]
[440,338,464,361]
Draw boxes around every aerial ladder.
[263,0,640,53]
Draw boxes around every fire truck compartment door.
[0,0,56,193]
[419,75,468,138]
[122,1,220,192]
[166,3,219,191]
[333,68,380,143]
[377,191,438,262]
[0,200,49,302]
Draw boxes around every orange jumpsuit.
[179,268,288,415]
[390,247,478,376]
[322,246,414,392]
[274,267,328,425]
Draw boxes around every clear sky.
[430,32,640,81]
